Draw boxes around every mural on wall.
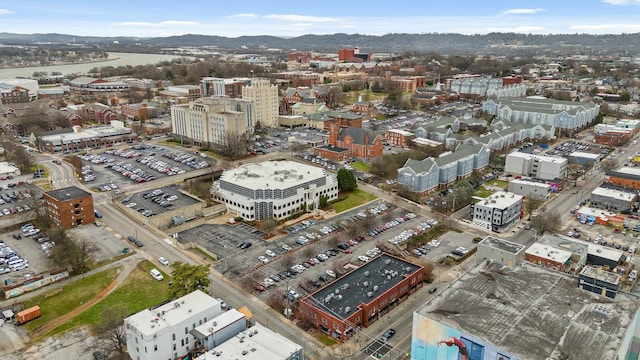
[411,313,522,360]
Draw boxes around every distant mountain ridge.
[1,32,639,54]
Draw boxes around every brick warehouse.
[42,186,95,228]
[299,254,424,342]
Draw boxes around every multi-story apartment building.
[79,103,118,125]
[171,96,253,148]
[121,103,156,121]
[241,78,279,128]
[0,84,29,105]
[42,186,95,228]
[200,77,251,98]
[471,191,523,232]
[385,129,414,147]
[505,151,567,180]
[212,161,339,221]
[125,290,223,360]
[483,97,600,132]
[397,144,490,193]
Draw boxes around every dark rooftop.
[416,262,640,360]
[316,145,349,153]
[306,254,422,319]
[45,186,91,202]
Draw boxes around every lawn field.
[331,189,377,213]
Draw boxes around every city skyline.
[1,0,640,38]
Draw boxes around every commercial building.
[505,151,567,180]
[568,151,600,166]
[212,161,338,221]
[42,186,94,228]
[124,290,223,360]
[241,78,279,128]
[475,236,526,266]
[589,186,637,212]
[525,242,574,271]
[507,178,551,200]
[0,78,39,101]
[299,254,424,342]
[0,162,20,177]
[170,96,253,148]
[38,121,136,153]
[579,265,622,299]
[196,323,302,360]
[69,76,129,94]
[533,234,589,271]
[411,261,639,360]
[605,167,640,190]
[191,309,247,355]
[471,191,523,232]
[482,97,600,132]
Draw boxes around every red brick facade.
[0,86,29,104]
[385,129,415,147]
[80,103,118,125]
[42,186,95,229]
[328,123,383,160]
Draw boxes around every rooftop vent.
[373,285,379,292]
[367,292,373,297]
[364,271,370,277]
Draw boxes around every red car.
[341,248,353,254]
[629,215,639,219]
[253,285,266,292]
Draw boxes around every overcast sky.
[1,0,640,38]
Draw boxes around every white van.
[150,268,164,281]
[7,258,26,268]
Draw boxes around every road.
[38,151,331,358]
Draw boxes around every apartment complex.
[124,290,223,360]
[212,161,339,221]
[471,191,523,232]
[505,151,567,180]
[200,77,251,98]
[397,144,490,193]
[170,95,253,148]
[241,78,279,128]
[42,186,95,228]
[483,97,600,132]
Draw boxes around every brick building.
[324,123,382,160]
[605,167,640,190]
[351,101,376,117]
[0,84,29,105]
[42,186,95,228]
[288,51,311,64]
[121,103,156,121]
[299,254,423,342]
[79,103,118,124]
[385,129,415,147]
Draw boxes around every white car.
[258,256,269,264]
[326,270,337,278]
[282,244,292,251]
[358,255,370,262]
[265,249,276,257]
[159,257,170,266]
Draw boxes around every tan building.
[42,186,95,228]
[241,78,279,129]
[170,96,252,148]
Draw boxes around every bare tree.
[259,219,278,236]
[531,209,561,235]
[524,196,545,220]
[93,305,128,359]
[220,130,248,159]
[600,158,620,174]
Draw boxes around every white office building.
[195,323,303,360]
[505,151,567,180]
[191,308,247,352]
[124,290,223,360]
[171,95,253,148]
[212,161,339,221]
[472,191,523,233]
[241,78,279,128]
[507,179,552,200]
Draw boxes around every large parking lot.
[0,180,41,218]
[78,145,214,192]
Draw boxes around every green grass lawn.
[331,189,377,213]
[314,332,338,346]
[474,186,495,198]
[350,161,371,172]
[42,261,171,339]
[487,179,509,189]
[23,268,119,332]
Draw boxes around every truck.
[17,306,41,324]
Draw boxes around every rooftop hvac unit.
[344,306,351,313]
[387,275,392,280]
[367,292,373,297]
[363,281,369,287]
[336,295,342,300]
[364,271,370,276]
[373,285,379,292]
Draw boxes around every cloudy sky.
[1,0,640,38]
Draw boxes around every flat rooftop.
[526,242,573,263]
[580,265,621,285]
[306,254,422,319]
[45,186,91,202]
[592,186,636,201]
[480,236,525,254]
[569,151,600,159]
[218,160,333,191]
[125,290,221,337]
[414,262,640,360]
[476,191,523,209]
[197,323,301,360]
[509,151,567,163]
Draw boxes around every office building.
[471,191,523,232]
[42,186,94,228]
[124,290,223,360]
[212,161,338,221]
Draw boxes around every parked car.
[382,328,396,342]
[159,257,170,266]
